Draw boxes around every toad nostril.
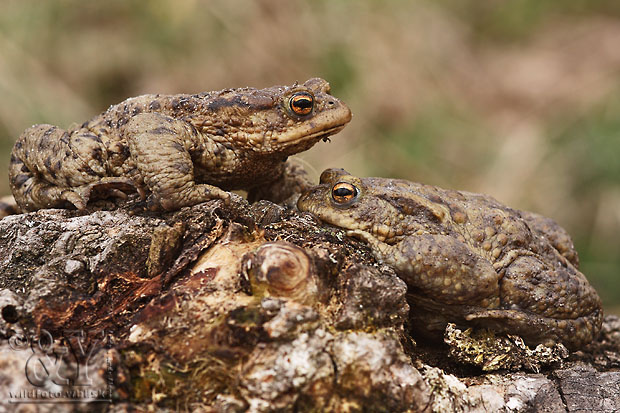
[328,100,335,105]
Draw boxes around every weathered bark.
[0,196,618,412]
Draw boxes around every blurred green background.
[1,0,618,314]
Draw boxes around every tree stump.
[0,196,618,412]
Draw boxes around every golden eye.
[331,182,358,204]
[289,92,314,116]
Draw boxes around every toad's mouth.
[276,123,348,145]
[309,124,347,142]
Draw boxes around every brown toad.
[297,168,603,350]
[9,78,351,212]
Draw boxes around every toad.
[297,168,602,350]
[9,78,351,211]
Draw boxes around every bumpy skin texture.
[9,78,351,211]
[297,168,603,350]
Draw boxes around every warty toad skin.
[9,78,351,211]
[298,168,603,350]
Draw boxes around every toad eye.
[289,92,314,116]
[331,182,358,204]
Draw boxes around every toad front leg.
[125,113,230,211]
[346,229,500,305]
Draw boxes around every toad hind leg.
[519,210,579,267]
[9,124,129,211]
[125,113,230,211]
